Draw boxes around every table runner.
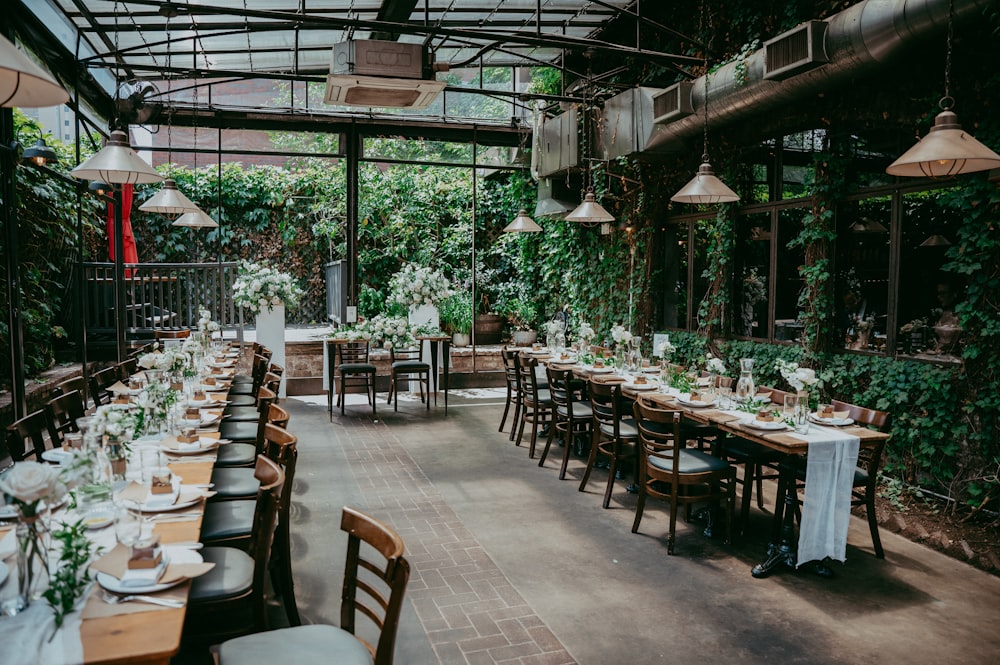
[794,427,860,566]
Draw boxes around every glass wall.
[773,207,807,342]
[835,195,891,353]
[733,210,771,339]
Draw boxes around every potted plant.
[502,298,538,346]
[440,294,473,347]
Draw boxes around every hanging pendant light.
[71,129,163,184]
[172,207,218,228]
[140,177,199,218]
[566,189,615,223]
[0,34,69,108]
[21,137,58,166]
[886,0,1000,178]
[503,208,542,233]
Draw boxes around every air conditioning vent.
[534,177,577,219]
[651,82,694,125]
[536,108,578,177]
[763,21,829,80]
[324,40,445,108]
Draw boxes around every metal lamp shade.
[886,110,1000,178]
[22,138,58,165]
[565,191,615,224]
[503,209,542,233]
[671,160,740,204]
[172,207,218,228]
[0,34,69,108]
[71,130,163,184]
[139,178,199,218]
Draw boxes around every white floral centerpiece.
[91,404,140,442]
[134,382,178,435]
[364,314,417,350]
[0,461,67,520]
[137,343,189,375]
[233,260,304,315]
[388,263,454,309]
[330,325,372,342]
[198,306,221,336]
[657,335,675,359]
[705,353,727,376]
[610,324,633,347]
[575,320,596,347]
[775,358,820,394]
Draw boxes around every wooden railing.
[82,262,243,343]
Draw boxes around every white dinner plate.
[210,361,235,368]
[160,438,219,455]
[642,367,661,374]
[41,448,73,465]
[187,399,211,408]
[677,395,717,408]
[623,382,657,391]
[588,366,615,374]
[743,419,788,431]
[809,414,855,426]
[0,561,8,587]
[96,547,203,594]
[0,505,17,519]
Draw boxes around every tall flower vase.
[256,304,286,397]
[1,510,50,616]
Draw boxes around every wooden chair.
[53,376,87,404]
[116,357,138,380]
[515,355,553,459]
[539,366,592,480]
[716,385,790,534]
[783,398,892,558]
[225,373,281,421]
[212,408,290,499]
[44,389,86,448]
[88,366,120,406]
[632,398,736,554]
[184,454,284,645]
[387,346,430,412]
[579,379,637,508]
[201,422,300,625]
[499,348,522,435]
[330,341,377,417]
[154,328,190,339]
[216,506,410,665]
[6,410,52,461]
[233,346,271,385]
[228,353,271,399]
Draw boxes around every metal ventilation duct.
[604,0,992,158]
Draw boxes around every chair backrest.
[249,354,270,394]
[53,376,87,400]
[252,387,279,454]
[589,379,627,434]
[389,346,423,363]
[338,341,371,365]
[758,386,793,408]
[89,366,120,406]
[45,389,86,448]
[340,506,410,665]
[116,357,138,380]
[632,399,683,478]
[267,402,291,429]
[590,345,612,356]
[6,410,51,461]
[154,328,190,339]
[517,354,542,402]
[263,423,298,584]
[832,399,892,479]
[501,348,520,389]
[248,453,285,632]
[545,366,574,411]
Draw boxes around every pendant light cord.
[941,0,954,110]
[700,0,710,162]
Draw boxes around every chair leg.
[602,444,619,510]
[867,492,884,558]
[340,376,346,415]
[739,461,754,536]
[499,384,512,432]
[528,409,541,459]
[631,484,647,534]
[578,429,600,493]
[755,463,766,510]
[269,530,301,627]
[370,375,376,416]
[425,373,430,411]
[537,416,555,466]
[667,495,679,555]
[509,398,522,442]
[515,405,527,447]
[558,420,576,480]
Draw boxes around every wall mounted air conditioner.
[651,81,695,125]
[536,108,578,177]
[763,21,829,81]
[324,40,446,109]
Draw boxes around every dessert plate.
[809,414,855,426]
[743,419,788,431]
[677,395,717,408]
[623,382,657,391]
[96,548,203,594]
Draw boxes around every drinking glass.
[718,386,732,409]
[114,505,143,553]
[783,394,799,419]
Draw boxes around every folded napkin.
[592,374,627,384]
[90,544,215,587]
[160,435,215,453]
[118,481,180,509]
[109,381,130,394]
[644,393,676,408]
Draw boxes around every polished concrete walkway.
[274,389,1000,665]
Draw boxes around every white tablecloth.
[794,427,860,566]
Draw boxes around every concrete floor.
[217,389,1000,665]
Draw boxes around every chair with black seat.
[782,398,892,558]
[716,386,790,535]
[183,454,283,647]
[227,355,272,402]
[539,366,592,480]
[44,389,86,448]
[216,506,410,665]
[53,376,87,402]
[331,341,377,417]
[225,373,281,422]
[6,410,51,462]
[88,366,120,406]
[579,379,637,508]
[213,404,290,495]
[499,348,522,435]
[387,346,430,412]
[231,347,271,387]
[632,398,736,554]
[515,355,552,459]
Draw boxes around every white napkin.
[796,429,861,566]
[143,483,180,509]
[120,556,168,587]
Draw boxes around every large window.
[774,207,807,342]
[660,222,689,329]
[733,211,771,339]
[835,195,891,354]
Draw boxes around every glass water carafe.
[735,358,756,400]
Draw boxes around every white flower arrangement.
[330,326,372,342]
[543,319,564,337]
[198,306,221,336]
[775,358,820,393]
[610,324,633,346]
[705,353,727,375]
[233,261,304,316]
[575,320,596,345]
[388,263,454,309]
[657,336,675,358]
[363,314,417,350]
[91,404,140,442]
[0,461,67,516]
[137,344,189,374]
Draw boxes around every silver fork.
[101,590,184,608]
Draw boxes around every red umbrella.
[107,183,139,265]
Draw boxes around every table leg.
[751,460,798,578]
[442,340,450,415]
[429,341,439,407]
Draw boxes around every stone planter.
[474,313,505,345]
[511,330,538,346]
[452,332,470,348]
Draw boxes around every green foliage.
[438,294,474,334]
[44,519,95,635]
